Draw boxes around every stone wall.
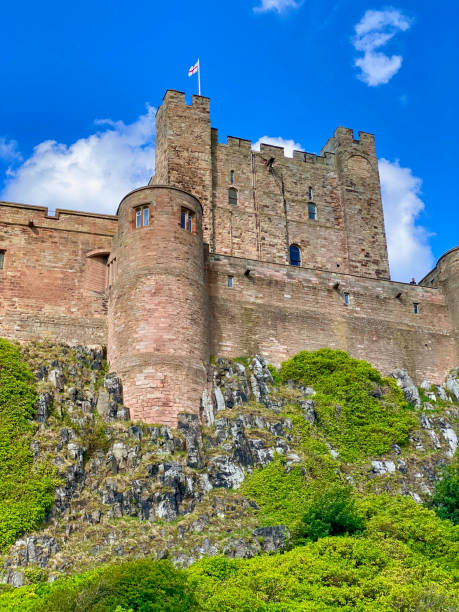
[0,202,117,344]
[153,90,390,279]
[207,254,457,384]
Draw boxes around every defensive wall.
[0,90,457,426]
[0,201,117,345]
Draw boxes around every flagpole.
[198,58,201,96]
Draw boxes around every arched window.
[228,187,238,205]
[308,186,313,201]
[308,203,317,220]
[230,170,235,184]
[289,244,301,267]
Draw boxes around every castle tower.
[107,185,209,426]
[321,128,390,279]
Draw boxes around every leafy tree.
[299,484,364,541]
[428,460,459,524]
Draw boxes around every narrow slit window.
[230,170,234,184]
[136,209,142,228]
[308,203,317,220]
[143,207,149,226]
[289,244,301,267]
[0,251,4,270]
[344,292,350,306]
[413,303,419,314]
[228,187,238,205]
[187,213,192,232]
[227,276,233,288]
[308,186,313,200]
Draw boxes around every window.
[308,186,313,201]
[227,276,233,288]
[135,206,150,228]
[181,208,194,232]
[228,187,238,205]
[0,250,4,270]
[344,292,350,306]
[413,303,419,315]
[308,203,317,220]
[230,170,235,184]
[289,244,301,267]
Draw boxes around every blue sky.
[0,0,457,281]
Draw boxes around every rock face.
[1,345,458,586]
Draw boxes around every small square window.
[0,251,4,270]
[344,292,350,306]
[413,303,419,314]
[227,276,233,288]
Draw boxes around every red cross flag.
[187,59,201,95]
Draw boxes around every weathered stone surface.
[391,369,421,408]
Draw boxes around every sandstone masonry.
[0,90,457,425]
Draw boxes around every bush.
[0,338,58,550]
[428,460,459,525]
[278,349,416,461]
[3,559,196,612]
[299,484,364,541]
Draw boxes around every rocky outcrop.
[1,345,457,586]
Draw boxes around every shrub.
[428,460,459,525]
[8,559,196,612]
[0,338,58,550]
[278,349,416,461]
[299,484,364,541]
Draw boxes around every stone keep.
[0,89,457,425]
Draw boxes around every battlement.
[159,89,210,113]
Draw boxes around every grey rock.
[371,460,396,475]
[390,369,421,408]
[2,570,24,587]
[445,374,459,401]
[299,399,316,424]
[36,392,53,423]
[178,413,203,469]
[223,538,260,559]
[201,389,215,426]
[252,525,290,553]
[213,386,225,412]
[435,386,449,402]
[48,368,65,391]
[207,455,245,489]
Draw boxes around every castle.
[0,90,457,425]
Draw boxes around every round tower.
[108,185,209,426]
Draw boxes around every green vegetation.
[299,484,364,541]
[428,459,459,525]
[0,347,457,610]
[0,560,195,612]
[0,339,58,550]
[278,348,416,461]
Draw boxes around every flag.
[188,60,199,77]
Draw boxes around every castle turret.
[420,246,459,361]
[107,185,209,426]
[321,128,390,279]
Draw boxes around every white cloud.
[252,135,303,157]
[0,138,22,162]
[1,106,156,214]
[379,158,434,282]
[353,9,412,86]
[253,0,300,14]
